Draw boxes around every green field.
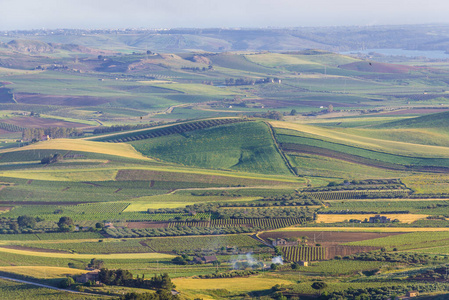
[131,121,293,175]
[4,35,449,299]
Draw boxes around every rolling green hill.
[130,121,292,175]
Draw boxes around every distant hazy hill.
[4,24,449,53]
[3,39,114,55]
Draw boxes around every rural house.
[272,238,298,247]
[76,269,100,284]
[369,215,391,223]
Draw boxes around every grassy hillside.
[375,110,449,130]
[131,121,292,175]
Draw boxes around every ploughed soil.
[1,117,89,128]
[15,93,110,106]
[339,61,417,74]
[0,245,69,254]
[127,222,170,229]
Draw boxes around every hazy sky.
[1,0,449,30]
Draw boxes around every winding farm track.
[0,275,113,297]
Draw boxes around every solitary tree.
[57,216,75,232]
[311,281,327,294]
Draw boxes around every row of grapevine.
[167,221,210,228]
[282,246,325,262]
[102,118,249,143]
[64,202,131,215]
[0,122,25,132]
[211,218,305,228]
[304,190,410,201]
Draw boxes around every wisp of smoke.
[272,256,283,265]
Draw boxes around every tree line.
[22,127,84,141]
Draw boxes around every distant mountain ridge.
[3,24,449,53]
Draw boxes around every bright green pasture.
[131,121,293,175]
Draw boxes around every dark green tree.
[57,216,75,232]
[17,215,36,228]
[311,281,327,294]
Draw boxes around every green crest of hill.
[130,121,292,176]
[374,110,449,130]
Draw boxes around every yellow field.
[269,121,449,158]
[173,276,292,292]
[0,139,152,161]
[0,66,43,76]
[245,53,320,67]
[0,266,87,279]
[0,168,118,182]
[316,214,429,224]
[0,247,175,259]
[270,227,449,233]
[141,82,238,96]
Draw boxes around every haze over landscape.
[4,1,449,300]
[2,0,449,30]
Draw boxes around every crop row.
[64,202,131,215]
[0,122,25,132]
[101,118,249,143]
[304,190,410,201]
[167,221,210,228]
[20,239,152,254]
[105,226,257,239]
[211,218,305,228]
[282,246,326,262]
[145,234,264,252]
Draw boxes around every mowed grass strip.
[172,277,292,292]
[0,139,152,161]
[0,266,87,279]
[316,214,429,224]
